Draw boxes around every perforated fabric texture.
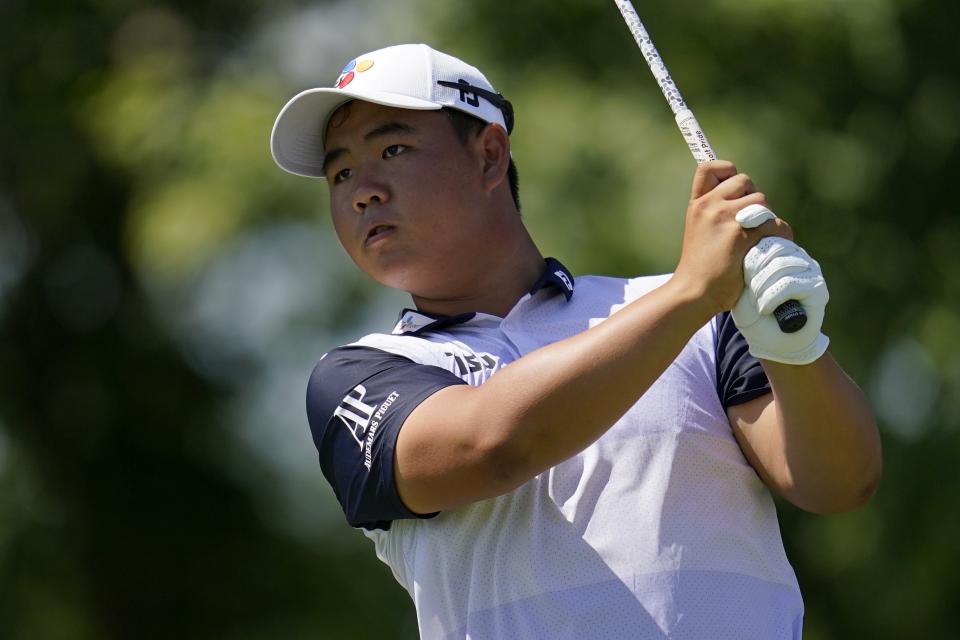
[353,273,802,639]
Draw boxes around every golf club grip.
[676,119,808,334]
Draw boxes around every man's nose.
[352,176,389,214]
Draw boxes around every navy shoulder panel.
[306,345,467,530]
[714,312,772,410]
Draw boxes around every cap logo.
[447,78,480,108]
[335,58,375,89]
[436,79,515,134]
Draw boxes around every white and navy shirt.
[307,259,803,639]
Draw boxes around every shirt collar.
[528,257,575,301]
[391,257,575,336]
[391,309,477,336]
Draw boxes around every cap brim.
[270,87,442,178]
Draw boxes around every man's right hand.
[672,160,794,316]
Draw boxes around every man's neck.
[411,243,545,318]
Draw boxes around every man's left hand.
[732,205,830,365]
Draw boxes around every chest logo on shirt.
[333,384,401,470]
[443,350,499,379]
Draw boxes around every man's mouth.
[365,225,395,245]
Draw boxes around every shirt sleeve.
[306,345,467,531]
[714,312,772,410]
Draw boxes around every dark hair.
[442,108,520,212]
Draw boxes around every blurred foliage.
[1,0,958,638]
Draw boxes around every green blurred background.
[1,0,958,637]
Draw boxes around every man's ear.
[475,124,511,194]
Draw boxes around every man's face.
[322,101,498,298]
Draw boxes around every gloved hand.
[732,204,830,365]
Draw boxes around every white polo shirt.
[306,259,803,639]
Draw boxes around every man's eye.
[333,168,352,183]
[383,144,407,158]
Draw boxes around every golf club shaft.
[614,0,716,163]
[613,0,807,333]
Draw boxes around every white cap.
[270,43,513,178]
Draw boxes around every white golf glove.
[732,204,830,365]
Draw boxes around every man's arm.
[395,161,790,514]
[728,354,882,514]
[396,277,715,513]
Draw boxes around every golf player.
[271,43,881,639]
